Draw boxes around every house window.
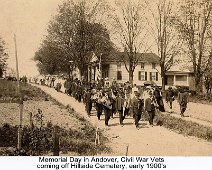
[117,71,122,80]
[105,71,109,78]
[176,75,187,81]
[141,62,145,69]
[103,71,108,78]
[117,62,121,71]
[138,71,147,81]
[150,72,158,81]
[152,63,156,69]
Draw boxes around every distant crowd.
[30,75,190,129]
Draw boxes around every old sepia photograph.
[0,0,212,157]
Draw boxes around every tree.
[110,0,149,84]
[204,50,212,93]
[34,40,69,75]
[34,0,114,80]
[173,0,212,92]
[145,0,182,91]
[0,37,8,77]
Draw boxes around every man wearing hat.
[115,91,125,126]
[95,90,103,120]
[153,87,165,112]
[178,88,189,117]
[102,90,112,126]
[145,91,156,127]
[85,87,93,116]
[166,86,175,112]
[131,91,143,129]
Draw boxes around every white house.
[165,66,195,90]
[100,52,162,86]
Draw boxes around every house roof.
[101,52,160,64]
[167,65,194,74]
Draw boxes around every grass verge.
[0,122,110,156]
[0,80,110,155]
[155,112,212,142]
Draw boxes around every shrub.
[0,123,109,156]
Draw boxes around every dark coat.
[153,89,161,99]
[178,92,189,107]
[115,96,124,111]
[131,96,142,115]
[166,90,175,102]
[145,98,155,112]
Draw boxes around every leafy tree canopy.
[0,37,9,77]
[34,0,115,79]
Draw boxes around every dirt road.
[32,84,212,156]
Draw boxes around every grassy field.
[0,79,48,101]
[0,79,109,156]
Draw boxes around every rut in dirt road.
[32,84,212,156]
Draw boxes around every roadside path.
[32,84,212,156]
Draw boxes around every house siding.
[165,72,195,90]
[108,62,162,86]
[188,75,195,90]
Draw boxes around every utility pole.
[14,34,20,92]
[14,34,23,150]
[99,54,102,79]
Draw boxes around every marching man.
[145,91,156,127]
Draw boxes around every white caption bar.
[0,156,211,170]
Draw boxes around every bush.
[0,123,18,147]
[189,93,212,104]
[0,123,109,156]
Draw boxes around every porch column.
[90,65,93,82]
[93,65,96,81]
[88,65,92,82]
[173,75,176,86]
[87,66,90,82]
[187,75,189,86]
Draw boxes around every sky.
[0,0,61,76]
[0,0,156,77]
[0,0,184,77]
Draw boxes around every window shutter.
[117,71,122,80]
[145,72,147,81]
[150,72,152,81]
[156,72,158,81]
[138,71,141,80]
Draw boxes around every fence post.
[17,97,23,150]
[29,112,33,129]
[95,127,100,146]
[125,144,129,156]
[53,126,60,156]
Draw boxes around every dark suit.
[178,92,189,116]
[166,89,175,109]
[145,97,155,125]
[116,96,125,125]
[131,96,143,128]
[96,102,103,120]
[85,91,92,116]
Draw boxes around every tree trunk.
[160,64,166,98]
[161,72,166,91]
[195,72,203,93]
[79,68,83,81]
[129,70,133,85]
[160,63,166,91]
